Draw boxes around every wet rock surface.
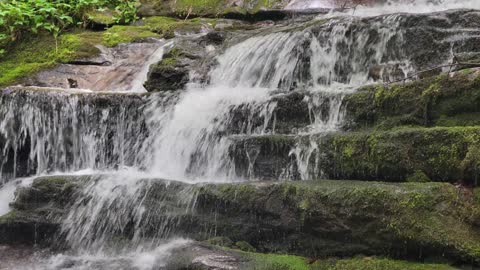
[2,176,479,265]
[0,87,149,180]
[2,5,480,270]
[24,40,167,92]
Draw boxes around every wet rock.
[343,69,480,130]
[137,0,313,20]
[229,125,480,184]
[229,135,298,180]
[202,31,227,45]
[145,64,190,92]
[3,176,480,265]
[24,41,166,91]
[167,243,248,270]
[0,87,149,179]
[144,30,228,91]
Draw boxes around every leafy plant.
[0,0,138,53]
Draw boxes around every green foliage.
[314,257,456,270]
[250,253,311,270]
[406,170,431,183]
[0,15,213,85]
[234,241,256,252]
[248,253,456,270]
[0,0,137,50]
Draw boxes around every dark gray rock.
[2,176,479,265]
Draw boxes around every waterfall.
[328,0,480,17]
[128,41,174,92]
[60,173,198,252]
[2,10,468,183]
[0,88,148,182]
[1,6,479,267]
[142,14,420,181]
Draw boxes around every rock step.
[1,176,479,265]
[344,69,480,130]
[229,126,480,184]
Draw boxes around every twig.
[184,6,192,21]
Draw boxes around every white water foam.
[34,238,191,270]
[0,177,34,216]
[327,0,480,17]
[145,85,273,181]
[128,40,174,92]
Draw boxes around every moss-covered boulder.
[0,176,87,245]
[0,88,148,179]
[343,70,480,130]
[230,127,480,184]
[145,48,192,92]
[196,180,480,264]
[2,176,479,265]
[138,0,290,19]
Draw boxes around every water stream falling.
[0,89,148,182]
[1,2,480,268]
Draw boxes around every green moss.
[474,188,480,204]
[0,15,215,86]
[102,25,159,47]
[206,236,234,247]
[406,170,431,183]
[249,253,311,270]
[248,253,456,270]
[0,210,19,223]
[140,0,286,17]
[101,15,218,47]
[235,241,257,252]
[344,71,480,130]
[315,257,456,270]
[86,9,117,25]
[202,179,480,263]
[158,48,185,66]
[326,126,480,183]
[0,31,102,86]
[436,112,480,126]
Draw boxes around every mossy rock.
[4,176,480,265]
[0,15,219,87]
[343,71,480,130]
[206,236,234,247]
[232,127,480,184]
[406,170,431,183]
[138,0,288,18]
[248,253,458,270]
[0,32,102,87]
[235,241,257,252]
[196,180,480,264]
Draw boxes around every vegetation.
[139,0,286,17]
[0,14,217,86]
[198,179,480,264]
[344,71,480,130]
[0,0,138,45]
[0,31,102,86]
[249,253,457,270]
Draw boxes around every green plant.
[406,170,431,183]
[0,0,137,52]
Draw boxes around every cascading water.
[0,89,148,182]
[1,3,480,268]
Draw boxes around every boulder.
[1,176,479,265]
